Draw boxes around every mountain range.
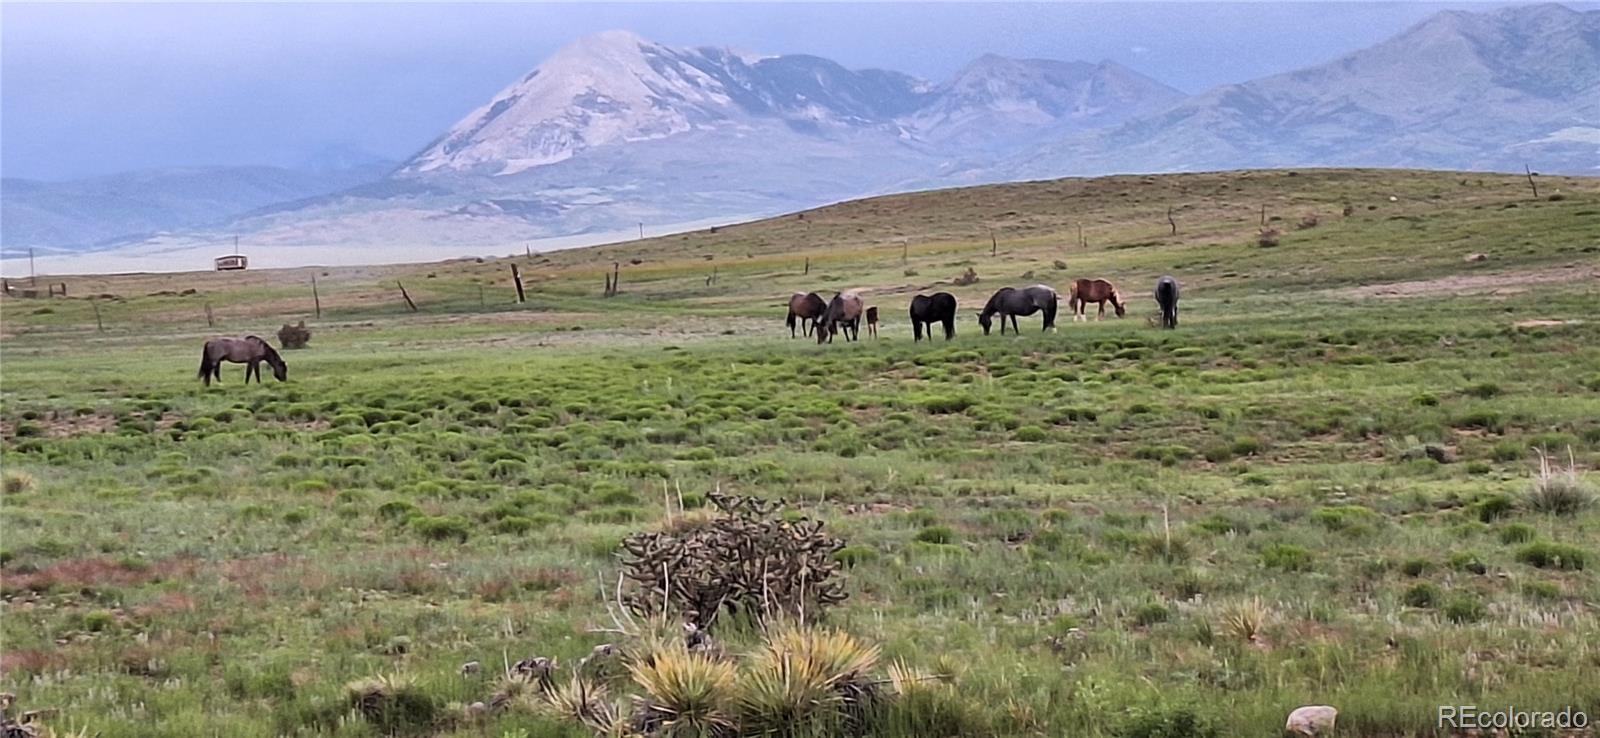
[3,3,1595,262]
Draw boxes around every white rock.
[1285,705,1338,736]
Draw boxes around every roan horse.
[978,285,1058,335]
[817,291,865,344]
[909,292,958,342]
[1069,278,1126,321]
[786,291,827,338]
[198,336,287,386]
[1154,276,1180,329]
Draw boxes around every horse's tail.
[197,345,214,382]
[786,309,797,331]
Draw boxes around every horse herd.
[788,276,1181,344]
[194,276,1181,386]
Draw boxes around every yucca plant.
[1219,598,1271,644]
[344,672,437,731]
[542,673,620,734]
[736,625,881,733]
[627,647,736,736]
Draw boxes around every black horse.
[978,285,1057,335]
[1155,276,1180,329]
[198,336,287,386]
[817,291,865,344]
[909,292,958,342]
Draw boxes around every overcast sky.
[0,2,1577,180]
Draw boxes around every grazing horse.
[198,336,287,386]
[909,292,958,342]
[978,285,1058,335]
[1155,276,1180,329]
[817,291,865,344]
[865,306,879,339]
[1069,278,1126,321]
[786,291,827,338]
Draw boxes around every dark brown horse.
[786,291,827,338]
[978,285,1057,335]
[198,336,287,386]
[817,291,864,344]
[1069,279,1126,321]
[909,292,957,341]
[865,306,879,339]
[1155,276,1180,329]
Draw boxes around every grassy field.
[2,168,1598,737]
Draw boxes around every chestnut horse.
[817,291,864,344]
[1069,279,1126,321]
[786,291,827,338]
[197,336,287,386]
[865,306,879,339]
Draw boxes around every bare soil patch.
[1338,264,1599,299]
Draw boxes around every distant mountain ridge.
[3,3,1594,259]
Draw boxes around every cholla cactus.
[618,493,847,629]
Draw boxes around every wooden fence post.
[1525,164,1539,198]
[989,228,997,257]
[205,303,214,328]
[478,283,485,307]
[92,301,104,332]
[1167,206,1177,236]
[397,281,417,312]
[804,257,810,275]
[311,275,322,319]
[511,264,526,303]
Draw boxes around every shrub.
[1132,602,1171,626]
[1466,382,1502,399]
[1119,705,1220,738]
[377,500,421,522]
[410,515,471,542]
[1402,582,1440,608]
[1311,505,1380,531]
[1261,544,1312,571]
[920,395,973,414]
[1444,594,1486,624]
[833,545,878,568]
[1522,580,1562,601]
[1498,523,1537,544]
[1448,551,1488,575]
[1400,558,1432,577]
[1013,425,1049,442]
[1516,542,1587,570]
[1256,228,1281,248]
[1473,493,1516,523]
[915,525,957,545]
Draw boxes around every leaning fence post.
[92,300,104,332]
[511,263,526,303]
[205,303,214,328]
[311,274,322,318]
[397,281,417,312]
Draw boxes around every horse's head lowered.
[977,310,993,335]
[1110,289,1127,318]
[264,347,289,381]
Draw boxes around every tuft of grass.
[2,471,38,494]
[1525,448,1595,516]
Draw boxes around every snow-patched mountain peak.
[402,32,1182,176]
[404,31,741,176]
